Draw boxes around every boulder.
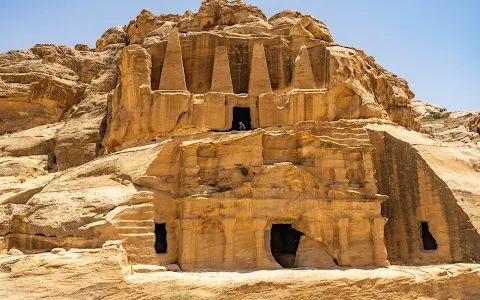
[7,248,23,255]
[96,26,128,52]
[51,248,66,254]
[74,44,90,51]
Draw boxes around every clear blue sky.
[1,0,479,111]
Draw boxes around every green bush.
[421,111,442,121]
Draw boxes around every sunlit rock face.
[1,0,479,277]
[102,5,419,151]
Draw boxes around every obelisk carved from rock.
[159,28,187,91]
[292,45,316,89]
[210,46,234,93]
[248,43,272,96]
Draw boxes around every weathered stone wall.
[2,122,390,270]
[368,128,480,264]
[175,198,385,270]
[104,28,417,152]
[144,124,389,270]
[148,33,298,94]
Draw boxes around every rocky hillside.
[411,100,480,147]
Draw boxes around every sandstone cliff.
[0,0,479,299]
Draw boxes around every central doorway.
[231,107,252,131]
[270,224,304,268]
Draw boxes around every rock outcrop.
[367,123,480,263]
[411,99,445,118]
[412,100,480,146]
[0,47,84,134]
[54,45,122,170]
[470,115,480,134]
[269,10,334,42]
[0,43,123,170]
[95,26,128,52]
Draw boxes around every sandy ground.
[1,246,479,300]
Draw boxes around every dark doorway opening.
[270,224,304,268]
[155,223,167,254]
[421,222,437,250]
[231,107,252,131]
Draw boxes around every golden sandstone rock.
[0,0,480,298]
[248,43,272,96]
[211,46,234,93]
[158,28,187,91]
[292,45,316,89]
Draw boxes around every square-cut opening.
[231,107,252,131]
[155,223,167,254]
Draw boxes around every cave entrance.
[270,224,304,268]
[420,222,437,250]
[155,223,167,254]
[231,107,252,131]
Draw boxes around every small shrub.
[240,166,249,176]
[422,112,442,120]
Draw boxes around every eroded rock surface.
[0,0,479,297]
[412,100,480,147]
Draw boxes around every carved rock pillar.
[159,28,187,91]
[211,46,234,93]
[252,218,280,269]
[337,217,350,266]
[362,150,378,193]
[334,168,349,188]
[371,216,390,266]
[222,218,237,267]
[292,45,316,89]
[178,219,201,270]
[321,220,335,258]
[180,145,200,195]
[248,43,272,96]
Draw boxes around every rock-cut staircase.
[106,191,157,264]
